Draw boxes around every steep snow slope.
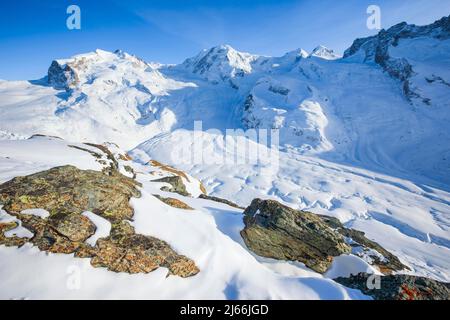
[0,50,197,149]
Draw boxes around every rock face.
[334,272,450,300]
[344,15,450,102]
[241,199,408,274]
[0,165,199,278]
[241,198,351,273]
[48,60,79,90]
[154,175,190,196]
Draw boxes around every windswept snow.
[81,211,112,247]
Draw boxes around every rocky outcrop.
[154,175,190,196]
[47,60,79,90]
[0,165,199,278]
[241,199,408,274]
[198,194,244,209]
[241,198,351,273]
[0,165,140,222]
[334,272,450,300]
[0,221,28,247]
[81,221,198,276]
[153,194,193,210]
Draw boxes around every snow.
[134,130,450,282]
[0,207,34,239]
[81,211,112,246]
[325,254,381,279]
[0,19,450,299]
[0,140,369,299]
[20,209,50,219]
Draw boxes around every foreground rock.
[154,176,191,196]
[241,199,351,273]
[0,165,139,222]
[198,194,244,209]
[334,272,450,300]
[241,199,408,274]
[153,194,193,210]
[0,165,199,277]
[78,221,198,276]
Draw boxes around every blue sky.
[0,0,449,80]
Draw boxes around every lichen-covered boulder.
[241,198,351,273]
[0,165,141,222]
[241,198,408,274]
[90,221,199,277]
[334,272,450,300]
[0,165,199,278]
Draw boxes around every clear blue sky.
[0,0,449,80]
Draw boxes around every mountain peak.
[47,49,152,90]
[181,44,258,82]
[310,45,341,60]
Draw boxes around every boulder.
[0,165,140,222]
[0,165,199,278]
[154,176,190,196]
[241,198,351,273]
[334,272,450,300]
[241,198,408,274]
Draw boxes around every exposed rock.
[29,134,63,140]
[123,165,136,179]
[334,272,450,300]
[47,60,79,90]
[319,215,409,274]
[17,213,88,254]
[0,165,140,222]
[154,175,190,196]
[0,222,28,247]
[49,212,96,242]
[153,194,193,210]
[198,194,244,209]
[0,165,199,278]
[90,221,198,277]
[241,199,407,274]
[119,153,133,161]
[241,198,351,273]
[148,160,190,181]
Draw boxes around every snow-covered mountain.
[0,16,449,299]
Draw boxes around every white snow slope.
[0,16,449,299]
